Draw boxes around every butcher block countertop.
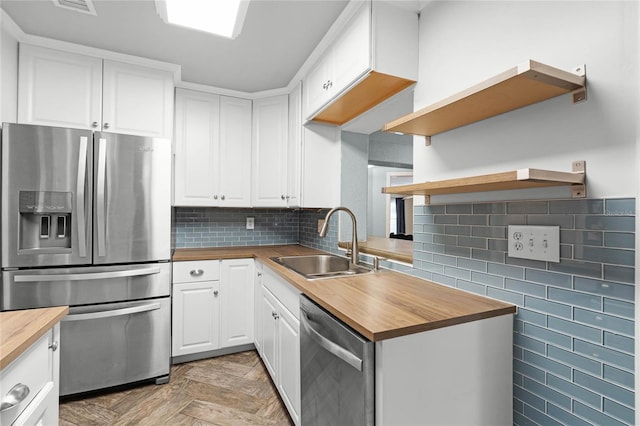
[0,306,68,370]
[173,245,516,341]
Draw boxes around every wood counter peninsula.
[173,245,515,341]
[174,245,515,424]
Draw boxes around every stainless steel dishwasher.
[300,295,374,425]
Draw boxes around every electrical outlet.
[246,217,254,230]
[508,225,560,262]
[317,219,325,234]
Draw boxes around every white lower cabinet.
[0,324,61,426]
[257,265,301,425]
[171,259,254,358]
[172,260,221,356]
[220,259,255,348]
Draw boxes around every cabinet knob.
[0,383,30,412]
[49,341,59,351]
[190,269,204,277]
[103,123,110,129]
[213,290,219,296]
[213,195,218,200]
[91,121,98,128]
[221,195,226,200]
[281,195,286,200]
[257,272,262,277]
[286,195,290,200]
[328,80,333,88]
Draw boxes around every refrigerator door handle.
[13,266,162,283]
[76,136,88,258]
[61,303,161,322]
[96,137,107,257]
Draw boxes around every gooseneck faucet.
[319,206,359,265]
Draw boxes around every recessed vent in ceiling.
[52,0,97,16]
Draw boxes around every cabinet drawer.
[0,331,51,426]
[173,260,220,283]
[262,265,301,320]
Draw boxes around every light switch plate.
[508,225,560,263]
[246,217,254,230]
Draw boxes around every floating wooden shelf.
[382,60,586,137]
[382,161,586,202]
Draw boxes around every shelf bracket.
[424,195,431,205]
[571,160,585,174]
[571,160,586,198]
[571,64,587,104]
[571,184,586,198]
[424,136,431,147]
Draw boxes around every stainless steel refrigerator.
[1,123,172,396]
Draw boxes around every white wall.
[413,1,638,202]
[369,130,412,167]
[1,11,19,123]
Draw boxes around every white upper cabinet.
[173,89,221,206]
[18,44,174,138]
[102,60,174,138]
[173,89,251,207]
[286,83,303,208]
[18,45,102,130]
[303,0,418,125]
[252,95,289,207]
[304,3,370,118]
[218,96,253,207]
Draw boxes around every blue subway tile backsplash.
[173,207,300,248]
[411,197,635,426]
[172,197,635,426]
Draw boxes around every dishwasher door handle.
[301,311,363,371]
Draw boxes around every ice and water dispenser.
[19,191,72,252]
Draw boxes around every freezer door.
[60,297,170,396]
[1,123,93,268]
[0,263,171,310]
[93,132,171,264]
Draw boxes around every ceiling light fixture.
[156,0,249,39]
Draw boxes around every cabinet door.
[330,1,371,95]
[18,44,102,130]
[277,305,301,425]
[102,60,174,138]
[303,54,331,119]
[219,96,252,207]
[252,95,289,207]
[260,288,279,380]
[172,281,220,356]
[253,264,263,352]
[287,84,302,208]
[174,89,221,206]
[220,259,255,348]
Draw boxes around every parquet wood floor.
[59,350,294,426]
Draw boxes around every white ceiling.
[1,0,350,92]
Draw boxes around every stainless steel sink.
[271,255,371,280]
